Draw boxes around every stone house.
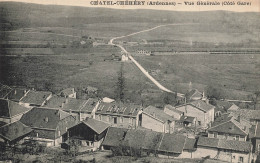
[0,121,33,145]
[175,100,215,128]
[95,102,142,129]
[195,136,253,163]
[58,88,76,98]
[164,104,184,120]
[67,118,110,151]
[141,106,175,133]
[20,107,77,146]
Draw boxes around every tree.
[115,63,125,102]
[205,85,225,100]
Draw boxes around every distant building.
[0,99,31,123]
[208,114,251,141]
[229,109,260,125]
[58,88,76,99]
[194,136,253,163]
[19,90,52,107]
[136,49,151,56]
[85,86,98,95]
[185,89,204,102]
[20,107,77,146]
[45,96,100,121]
[0,121,32,145]
[177,115,196,127]
[68,118,110,151]
[175,100,215,128]
[95,102,142,128]
[227,103,240,112]
[164,104,184,120]
[102,127,196,158]
[141,106,175,133]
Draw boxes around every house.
[20,107,77,146]
[175,100,215,128]
[185,89,204,102]
[5,88,29,102]
[0,121,32,145]
[95,102,142,128]
[207,114,251,141]
[227,103,240,112]
[45,96,100,121]
[195,136,253,163]
[58,88,76,98]
[20,90,52,107]
[164,104,184,120]
[229,109,260,125]
[102,127,196,158]
[68,118,110,151]
[0,99,31,123]
[141,106,175,133]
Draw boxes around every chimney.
[14,90,17,95]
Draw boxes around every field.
[134,54,260,100]
[0,2,260,106]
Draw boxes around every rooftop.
[96,102,142,117]
[58,88,75,97]
[144,106,175,123]
[20,107,72,130]
[0,99,31,118]
[197,136,252,153]
[82,118,110,134]
[6,88,28,102]
[20,90,52,106]
[164,104,183,114]
[0,121,33,142]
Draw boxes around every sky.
[0,0,259,12]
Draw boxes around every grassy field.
[134,54,260,100]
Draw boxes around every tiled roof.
[20,90,52,106]
[144,106,175,123]
[82,118,110,134]
[197,137,252,153]
[230,109,260,121]
[59,88,75,96]
[189,100,215,112]
[228,104,239,111]
[0,99,31,118]
[185,89,203,100]
[164,105,183,114]
[158,134,186,153]
[183,138,196,151]
[102,127,128,147]
[96,102,142,117]
[20,107,71,130]
[46,97,98,113]
[6,88,28,102]
[0,121,32,142]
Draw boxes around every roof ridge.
[157,132,165,151]
[209,120,231,130]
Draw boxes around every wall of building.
[141,113,164,133]
[193,146,218,158]
[208,132,246,141]
[217,150,251,163]
[164,108,182,120]
[56,115,77,142]
[176,105,206,127]
[178,150,193,158]
[95,114,137,128]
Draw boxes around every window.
[239,156,244,163]
[36,132,39,137]
[232,155,235,159]
[58,131,61,137]
[107,116,110,122]
[214,132,218,138]
[225,134,228,139]
[65,127,68,132]
[198,121,201,126]
[236,135,239,140]
[114,117,117,124]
